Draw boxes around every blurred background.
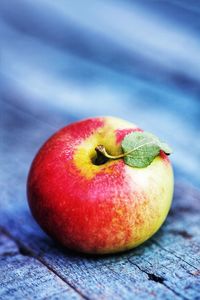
[0,0,200,187]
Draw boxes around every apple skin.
[27,116,174,254]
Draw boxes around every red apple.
[27,117,174,254]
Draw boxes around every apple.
[27,117,174,254]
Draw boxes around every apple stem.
[95,141,157,163]
[95,145,125,160]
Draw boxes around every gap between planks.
[0,227,90,300]
[0,225,193,300]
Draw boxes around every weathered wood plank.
[0,224,184,300]
[0,229,19,257]
[3,183,198,300]
[0,230,83,300]
[1,0,200,192]
[1,100,200,299]
[1,182,199,300]
[1,77,200,188]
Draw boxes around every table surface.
[0,1,200,299]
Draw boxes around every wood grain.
[0,100,200,299]
[0,230,83,300]
[1,0,200,298]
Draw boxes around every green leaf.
[121,131,172,168]
[158,142,172,155]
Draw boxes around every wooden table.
[1,95,200,300]
[0,1,200,299]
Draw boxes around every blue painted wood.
[0,0,200,298]
[0,100,200,299]
[0,230,83,300]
